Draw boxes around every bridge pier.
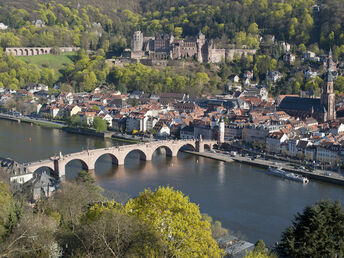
[196,140,204,152]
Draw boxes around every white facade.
[266,134,288,154]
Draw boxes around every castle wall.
[226,49,257,61]
[208,48,226,63]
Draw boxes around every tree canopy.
[125,186,224,257]
[278,200,344,257]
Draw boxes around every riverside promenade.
[186,150,344,186]
[0,113,65,128]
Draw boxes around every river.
[0,119,343,245]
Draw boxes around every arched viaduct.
[5,47,80,57]
[25,139,216,179]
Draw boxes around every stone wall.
[226,49,257,61]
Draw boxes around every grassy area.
[111,135,142,144]
[20,118,64,129]
[18,52,76,78]
[31,121,64,129]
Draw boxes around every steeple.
[327,48,337,72]
[326,69,334,83]
[321,49,336,121]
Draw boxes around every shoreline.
[0,114,145,143]
[0,113,64,129]
[185,150,344,187]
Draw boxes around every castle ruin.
[122,31,257,64]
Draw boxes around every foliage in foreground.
[125,186,224,257]
[0,172,224,257]
[278,200,344,257]
[244,240,277,258]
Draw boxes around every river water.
[0,119,343,245]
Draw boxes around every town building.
[278,50,337,122]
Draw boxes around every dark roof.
[279,97,325,113]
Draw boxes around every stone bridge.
[24,139,216,179]
[5,47,80,56]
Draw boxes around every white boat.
[267,167,309,184]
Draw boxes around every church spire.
[327,48,336,72]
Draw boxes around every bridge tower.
[196,137,204,152]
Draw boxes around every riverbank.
[0,113,64,129]
[0,114,146,142]
[187,150,344,187]
[183,150,234,163]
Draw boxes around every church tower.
[321,50,336,121]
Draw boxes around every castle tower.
[196,31,206,63]
[219,116,225,143]
[321,52,336,121]
[131,31,143,52]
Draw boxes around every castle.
[122,31,257,63]
[279,49,337,122]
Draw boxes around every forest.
[0,0,344,95]
[0,0,344,52]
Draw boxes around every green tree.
[279,200,344,257]
[202,213,229,239]
[248,23,259,34]
[245,239,277,258]
[0,182,13,239]
[92,116,107,132]
[125,186,223,257]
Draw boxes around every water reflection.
[218,162,225,185]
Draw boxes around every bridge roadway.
[24,139,216,178]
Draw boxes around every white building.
[265,131,288,154]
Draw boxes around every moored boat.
[267,167,309,184]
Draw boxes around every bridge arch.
[30,49,34,56]
[204,144,212,151]
[125,149,147,163]
[65,158,89,171]
[94,153,119,166]
[35,49,39,55]
[24,49,28,56]
[152,145,173,157]
[19,49,23,56]
[177,143,196,153]
[33,165,55,175]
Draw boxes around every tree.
[202,213,229,239]
[83,71,97,92]
[125,186,223,257]
[248,23,259,35]
[71,202,165,257]
[278,200,344,257]
[50,182,103,230]
[0,210,61,258]
[92,117,107,132]
[0,182,13,239]
[245,240,277,258]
